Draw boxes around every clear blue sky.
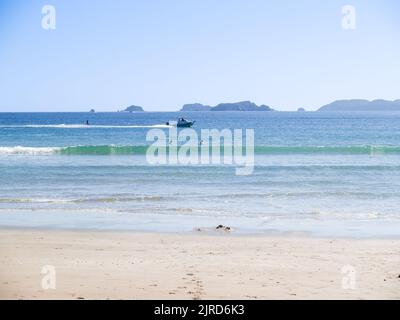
[0,0,399,111]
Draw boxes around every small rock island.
[123,105,145,112]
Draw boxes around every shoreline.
[1,228,399,299]
[1,225,400,240]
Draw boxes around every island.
[212,101,273,111]
[123,105,144,112]
[116,99,400,113]
[318,99,400,112]
[89,109,95,113]
[180,101,274,112]
[180,103,212,111]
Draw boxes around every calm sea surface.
[1,111,400,237]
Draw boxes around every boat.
[166,118,195,128]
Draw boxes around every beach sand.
[0,228,399,300]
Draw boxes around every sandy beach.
[0,228,399,300]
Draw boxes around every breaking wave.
[1,145,400,155]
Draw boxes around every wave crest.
[0,146,62,155]
[1,145,400,155]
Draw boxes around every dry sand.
[0,228,399,300]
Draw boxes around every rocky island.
[180,101,274,112]
[123,105,144,112]
[318,99,400,112]
[181,103,212,111]
[212,101,273,111]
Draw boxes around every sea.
[1,111,400,238]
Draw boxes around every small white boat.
[166,118,195,128]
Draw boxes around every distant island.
[117,99,400,113]
[318,99,400,112]
[123,105,144,112]
[181,103,212,111]
[180,101,274,112]
[213,101,273,111]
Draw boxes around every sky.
[0,0,399,112]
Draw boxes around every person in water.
[85,120,89,125]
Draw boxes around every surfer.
[85,120,90,126]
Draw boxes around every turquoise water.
[1,111,400,237]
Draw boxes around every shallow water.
[1,111,400,237]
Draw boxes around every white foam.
[0,146,61,155]
[0,198,71,203]
[0,124,172,129]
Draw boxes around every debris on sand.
[194,225,233,233]
[216,225,232,232]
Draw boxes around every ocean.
[1,111,400,237]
